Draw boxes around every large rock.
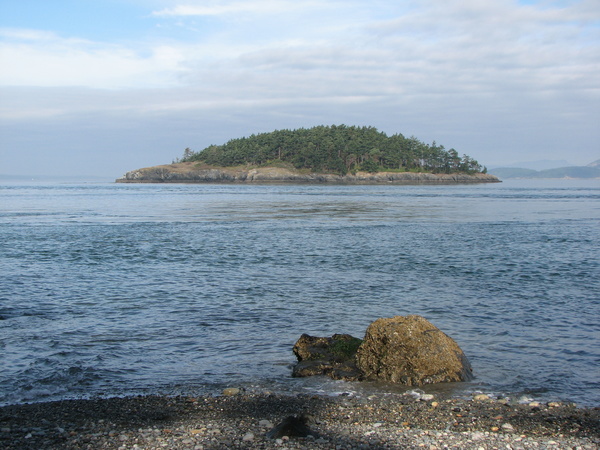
[292,334,362,381]
[355,315,473,385]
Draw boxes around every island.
[117,125,500,184]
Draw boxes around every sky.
[0,0,599,178]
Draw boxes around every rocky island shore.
[116,162,501,184]
[1,391,598,449]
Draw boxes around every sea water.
[0,179,598,406]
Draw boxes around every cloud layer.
[1,0,599,176]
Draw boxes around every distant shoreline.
[116,163,501,185]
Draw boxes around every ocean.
[1,179,598,406]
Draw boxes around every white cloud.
[0,28,187,89]
[1,0,599,175]
[151,0,329,17]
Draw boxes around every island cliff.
[116,162,500,184]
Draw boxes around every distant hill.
[490,165,600,179]
[536,166,600,178]
[496,159,571,171]
[488,167,538,178]
[588,159,600,168]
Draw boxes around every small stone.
[431,401,439,408]
[373,422,383,428]
[222,388,241,396]
[501,423,515,432]
[242,432,254,441]
[473,394,490,401]
[547,402,561,408]
[471,431,485,441]
[421,394,435,401]
[491,426,499,432]
[259,419,274,428]
[529,401,541,408]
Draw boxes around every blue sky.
[1,0,599,177]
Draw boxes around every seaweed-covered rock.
[355,315,473,385]
[292,333,362,381]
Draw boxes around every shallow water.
[1,179,599,406]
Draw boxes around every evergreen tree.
[182,125,484,175]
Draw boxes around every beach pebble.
[259,419,274,428]
[242,432,254,441]
[222,387,241,396]
[471,431,485,441]
[473,394,490,401]
[420,394,435,401]
[501,423,515,432]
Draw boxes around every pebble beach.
[1,391,598,449]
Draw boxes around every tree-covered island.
[117,125,500,183]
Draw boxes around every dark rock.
[292,334,363,381]
[355,315,473,385]
[266,415,318,439]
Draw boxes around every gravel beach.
[1,391,598,449]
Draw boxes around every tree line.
[180,125,486,175]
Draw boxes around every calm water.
[1,179,599,406]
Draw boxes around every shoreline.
[115,163,501,185]
[2,391,598,449]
